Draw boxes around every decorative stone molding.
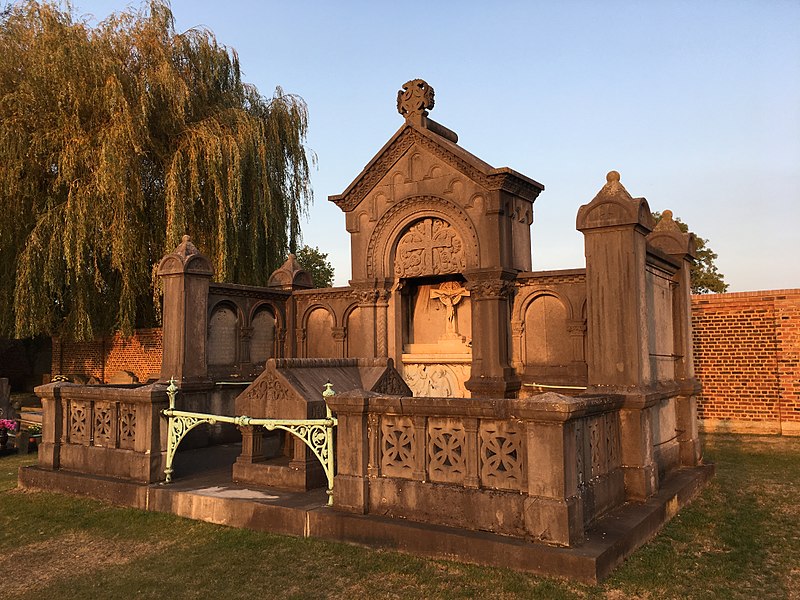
[466,278,515,299]
[330,127,542,213]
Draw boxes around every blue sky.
[74,0,799,291]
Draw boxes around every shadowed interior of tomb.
[26,78,710,581]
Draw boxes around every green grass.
[1,434,798,599]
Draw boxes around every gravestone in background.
[0,378,14,420]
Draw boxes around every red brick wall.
[692,289,800,435]
[52,328,162,384]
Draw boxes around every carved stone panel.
[69,400,89,445]
[427,417,466,485]
[380,415,416,479]
[394,218,465,278]
[479,420,524,491]
[93,401,116,448]
[119,404,137,450]
[403,363,470,398]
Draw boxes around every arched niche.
[208,303,239,366]
[365,196,479,280]
[345,305,369,358]
[523,294,571,367]
[250,306,276,366]
[305,306,336,358]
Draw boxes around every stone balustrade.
[328,390,624,546]
[36,382,169,483]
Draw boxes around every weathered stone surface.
[233,358,410,491]
[26,79,708,581]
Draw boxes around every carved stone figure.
[430,281,470,338]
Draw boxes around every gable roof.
[329,119,544,213]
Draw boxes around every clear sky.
[73,0,800,292]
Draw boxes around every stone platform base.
[17,449,714,584]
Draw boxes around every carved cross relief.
[394,218,465,278]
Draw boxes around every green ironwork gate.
[161,380,338,505]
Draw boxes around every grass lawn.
[1,434,798,599]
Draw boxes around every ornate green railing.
[161,380,338,505]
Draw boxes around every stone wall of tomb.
[513,269,588,390]
[691,289,800,435]
[51,288,800,435]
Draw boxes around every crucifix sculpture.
[430,281,470,339]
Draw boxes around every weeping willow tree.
[0,0,311,340]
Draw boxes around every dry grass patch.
[0,532,173,596]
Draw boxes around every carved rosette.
[394,218,465,278]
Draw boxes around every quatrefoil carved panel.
[479,421,524,491]
[427,418,466,484]
[69,402,88,444]
[119,405,137,449]
[380,416,416,479]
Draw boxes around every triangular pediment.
[329,122,543,214]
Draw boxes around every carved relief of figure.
[430,281,470,338]
[403,363,464,398]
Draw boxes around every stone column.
[326,389,372,514]
[332,327,347,358]
[510,320,525,372]
[464,270,520,398]
[353,288,378,357]
[35,382,65,469]
[156,236,214,386]
[566,320,586,363]
[376,289,391,358]
[237,426,264,464]
[576,171,659,500]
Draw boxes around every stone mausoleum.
[21,80,712,582]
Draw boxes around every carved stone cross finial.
[397,79,435,120]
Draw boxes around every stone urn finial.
[397,79,435,121]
